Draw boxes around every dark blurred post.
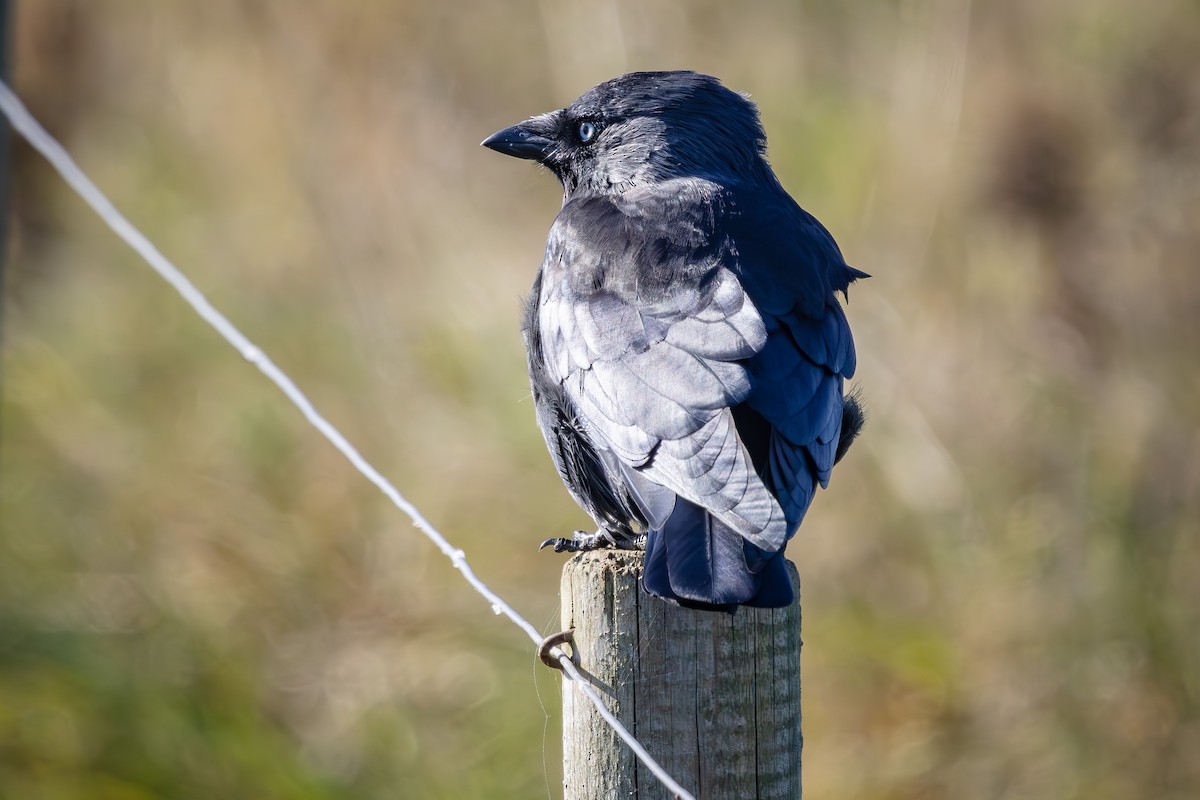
[560,551,802,799]
[0,0,9,334]
[0,0,10,438]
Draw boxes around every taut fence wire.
[0,79,695,800]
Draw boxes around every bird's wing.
[535,183,792,552]
[727,189,863,535]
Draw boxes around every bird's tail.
[642,498,794,611]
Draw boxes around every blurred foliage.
[2,1,1199,798]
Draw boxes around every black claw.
[540,529,620,554]
[539,530,648,553]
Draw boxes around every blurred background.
[2,1,1198,798]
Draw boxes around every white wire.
[0,79,694,800]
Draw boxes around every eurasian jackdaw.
[483,71,865,610]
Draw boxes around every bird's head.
[482,71,768,199]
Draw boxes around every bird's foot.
[539,529,646,553]
[539,529,614,553]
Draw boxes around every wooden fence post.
[560,550,802,799]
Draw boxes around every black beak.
[481,117,558,161]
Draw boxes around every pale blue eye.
[577,121,597,143]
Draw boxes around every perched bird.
[483,71,865,610]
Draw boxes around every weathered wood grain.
[560,550,802,799]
